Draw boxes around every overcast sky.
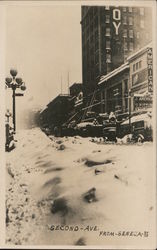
[3,1,155,128]
[5,3,82,127]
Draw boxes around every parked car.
[102,112,117,142]
[103,122,117,142]
[119,112,153,142]
[75,121,103,137]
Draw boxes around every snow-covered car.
[120,112,153,142]
[102,113,117,142]
[103,122,117,142]
[76,121,103,137]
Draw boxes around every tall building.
[81,6,152,96]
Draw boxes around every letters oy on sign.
[112,9,121,35]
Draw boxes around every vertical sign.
[147,48,153,93]
[112,8,121,35]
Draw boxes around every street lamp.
[5,69,26,132]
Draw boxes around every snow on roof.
[121,113,152,125]
[98,62,129,85]
[77,122,94,128]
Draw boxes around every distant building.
[69,82,83,111]
[40,84,84,130]
[69,83,83,97]
[81,6,152,95]
[40,94,71,129]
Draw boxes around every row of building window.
[105,27,144,38]
[83,27,144,43]
[105,6,145,15]
[133,61,142,72]
[105,15,145,27]
[84,19,144,37]
[123,7,145,15]
[83,19,145,38]
[124,42,134,51]
[105,40,133,51]
[84,38,138,53]
[83,14,145,37]
[105,15,133,25]
[83,25,146,46]
[83,6,145,27]
[105,28,134,37]
[83,30,148,52]
[123,16,133,25]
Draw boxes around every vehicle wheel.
[137,134,144,143]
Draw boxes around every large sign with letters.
[147,48,153,93]
[134,93,153,110]
[112,8,121,35]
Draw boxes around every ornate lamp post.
[5,69,26,132]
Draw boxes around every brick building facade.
[81,6,152,96]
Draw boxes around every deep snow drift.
[6,128,156,248]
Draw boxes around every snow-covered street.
[6,128,156,247]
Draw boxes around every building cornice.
[98,62,129,85]
[127,42,152,62]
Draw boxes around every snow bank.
[6,128,155,248]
